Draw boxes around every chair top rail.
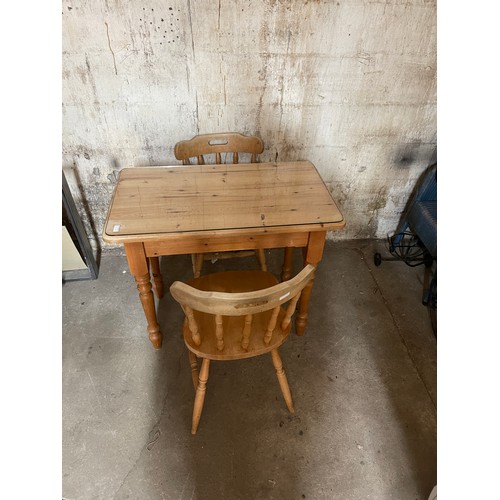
[174,132,264,162]
[170,264,315,316]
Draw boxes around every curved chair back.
[170,265,315,353]
[174,132,264,165]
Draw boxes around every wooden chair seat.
[182,271,290,360]
[170,265,316,434]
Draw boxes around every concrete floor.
[62,239,436,500]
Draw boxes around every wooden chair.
[174,132,267,278]
[170,264,316,434]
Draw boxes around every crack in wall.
[104,22,118,75]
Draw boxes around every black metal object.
[374,163,437,332]
[62,170,99,281]
[374,232,433,269]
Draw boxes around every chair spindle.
[233,151,239,164]
[183,305,201,346]
[197,155,205,165]
[215,314,224,351]
[264,305,281,344]
[281,293,302,331]
[215,152,222,163]
[241,314,253,350]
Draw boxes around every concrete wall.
[62,0,436,248]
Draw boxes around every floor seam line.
[111,381,173,499]
[355,246,437,412]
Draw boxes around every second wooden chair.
[170,264,316,434]
[174,132,267,278]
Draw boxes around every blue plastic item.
[373,163,437,331]
[391,163,437,259]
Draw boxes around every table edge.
[102,161,346,244]
[102,220,346,244]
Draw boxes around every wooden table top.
[103,161,345,243]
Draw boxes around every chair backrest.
[170,265,315,351]
[174,132,264,165]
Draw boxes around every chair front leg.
[271,349,294,413]
[192,358,210,434]
[187,350,199,391]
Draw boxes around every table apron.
[144,232,310,257]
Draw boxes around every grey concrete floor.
[62,240,436,500]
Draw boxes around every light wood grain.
[103,162,344,243]
[170,265,315,318]
[143,231,309,257]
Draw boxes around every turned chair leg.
[271,349,294,413]
[192,358,210,434]
[149,257,164,298]
[256,248,267,272]
[191,253,204,278]
[187,350,199,391]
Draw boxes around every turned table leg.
[296,231,325,336]
[125,243,162,349]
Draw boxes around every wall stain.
[84,55,99,106]
[277,29,292,133]
[394,141,423,168]
[75,65,88,85]
[368,186,388,213]
[256,9,271,130]
[367,186,388,236]
[107,170,119,184]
